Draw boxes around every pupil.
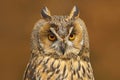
[70,34,73,37]
[50,35,54,38]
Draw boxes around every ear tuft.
[69,6,79,19]
[41,7,51,19]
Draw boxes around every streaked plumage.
[23,6,94,80]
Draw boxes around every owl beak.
[60,43,66,55]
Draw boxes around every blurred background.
[0,0,120,80]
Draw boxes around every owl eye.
[69,34,75,41]
[48,34,56,41]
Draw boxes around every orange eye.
[69,34,75,41]
[48,34,56,41]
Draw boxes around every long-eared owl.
[23,6,94,80]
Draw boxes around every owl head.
[31,6,89,59]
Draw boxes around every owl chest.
[34,56,94,80]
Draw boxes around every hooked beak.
[60,42,66,55]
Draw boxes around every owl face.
[37,6,83,59]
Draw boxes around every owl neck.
[32,50,94,80]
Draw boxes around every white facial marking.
[80,39,83,46]
[50,27,63,41]
[51,41,59,49]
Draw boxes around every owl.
[23,6,94,80]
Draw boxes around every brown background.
[0,0,120,80]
